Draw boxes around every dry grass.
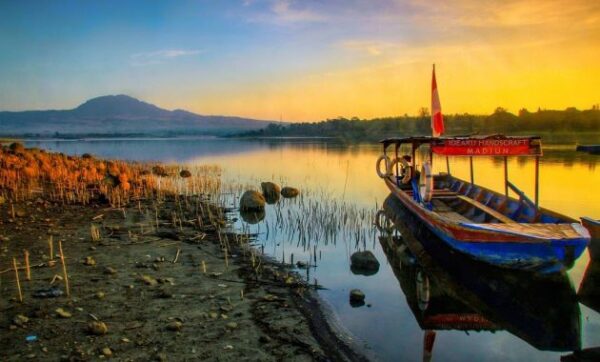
[0,143,221,206]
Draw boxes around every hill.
[0,95,275,138]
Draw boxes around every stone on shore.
[87,321,108,335]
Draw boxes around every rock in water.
[261,182,281,204]
[240,209,265,224]
[239,190,266,211]
[281,187,299,198]
[349,289,366,307]
[350,251,380,276]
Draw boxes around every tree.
[494,107,508,114]
[418,107,430,118]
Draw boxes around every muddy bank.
[0,195,365,361]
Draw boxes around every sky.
[0,0,598,121]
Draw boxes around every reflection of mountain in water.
[26,138,270,162]
[25,138,359,163]
[380,194,581,355]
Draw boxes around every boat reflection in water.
[563,221,600,361]
[578,218,600,315]
[379,194,581,361]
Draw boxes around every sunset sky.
[0,0,598,121]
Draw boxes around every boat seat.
[438,211,472,223]
[433,189,457,196]
[457,195,516,223]
[431,199,453,212]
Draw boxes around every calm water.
[26,137,600,361]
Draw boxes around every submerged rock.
[239,190,266,211]
[350,251,380,276]
[281,187,299,198]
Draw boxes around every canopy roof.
[380,135,543,157]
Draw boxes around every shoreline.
[0,144,367,361]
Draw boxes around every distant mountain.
[0,95,276,137]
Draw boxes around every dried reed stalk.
[58,241,70,297]
[48,236,54,260]
[12,258,23,303]
[24,250,31,281]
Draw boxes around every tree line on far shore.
[235,106,600,142]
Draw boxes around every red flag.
[431,65,445,137]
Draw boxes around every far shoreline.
[5,131,599,145]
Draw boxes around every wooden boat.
[376,135,590,272]
[379,195,581,356]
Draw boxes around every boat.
[379,195,581,358]
[376,134,590,272]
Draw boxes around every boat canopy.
[380,135,542,157]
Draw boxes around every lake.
[26,137,600,361]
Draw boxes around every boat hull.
[384,177,589,272]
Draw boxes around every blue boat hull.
[383,189,589,272]
[436,231,588,273]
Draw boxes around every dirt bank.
[0,195,365,361]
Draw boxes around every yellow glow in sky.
[2,0,599,121]
[178,0,600,121]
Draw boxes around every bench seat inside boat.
[456,195,515,223]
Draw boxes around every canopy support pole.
[429,146,433,167]
[411,142,416,173]
[534,156,539,207]
[445,156,450,175]
[395,144,399,178]
[503,156,508,197]
[469,157,474,184]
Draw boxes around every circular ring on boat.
[390,156,412,184]
[376,155,392,178]
[419,162,434,203]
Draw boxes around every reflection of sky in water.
[26,138,600,361]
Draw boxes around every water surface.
[26,137,600,361]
